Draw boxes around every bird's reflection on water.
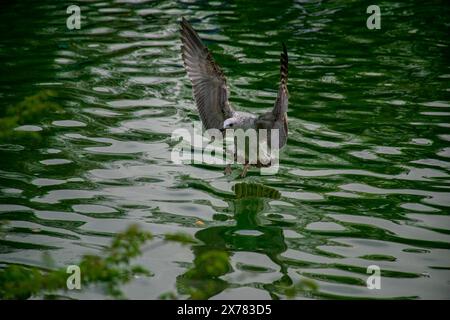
[176,182,293,299]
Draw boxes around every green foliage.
[164,232,197,245]
[0,90,61,141]
[178,250,231,300]
[0,265,66,300]
[158,291,178,300]
[0,224,153,299]
[190,250,230,278]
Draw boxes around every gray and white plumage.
[180,17,288,172]
[180,17,234,130]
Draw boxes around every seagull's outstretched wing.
[256,43,289,147]
[180,17,234,130]
[272,43,289,123]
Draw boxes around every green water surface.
[0,0,449,299]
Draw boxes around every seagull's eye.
[229,123,233,127]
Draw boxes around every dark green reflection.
[177,182,290,299]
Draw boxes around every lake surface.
[0,0,449,299]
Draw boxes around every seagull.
[180,17,288,177]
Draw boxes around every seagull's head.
[221,117,240,131]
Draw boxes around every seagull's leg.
[224,164,232,175]
[224,147,234,175]
[240,163,250,178]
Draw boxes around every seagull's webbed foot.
[240,163,250,178]
[224,165,232,175]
